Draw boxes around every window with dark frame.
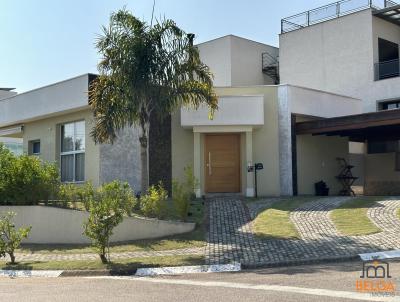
[28,140,40,155]
[378,99,400,111]
[60,121,85,182]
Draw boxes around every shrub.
[140,183,168,219]
[0,212,31,264]
[172,166,199,221]
[172,180,190,221]
[59,182,95,210]
[0,144,59,205]
[83,181,136,263]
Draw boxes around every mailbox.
[255,163,264,171]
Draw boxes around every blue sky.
[0,0,330,92]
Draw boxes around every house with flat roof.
[0,34,360,197]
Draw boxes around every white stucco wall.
[0,206,195,244]
[197,35,278,87]
[181,95,264,127]
[280,9,400,113]
[197,36,232,87]
[230,36,278,86]
[0,74,91,128]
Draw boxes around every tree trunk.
[140,137,149,194]
[100,245,108,264]
[139,123,150,194]
[99,253,108,264]
[9,252,15,264]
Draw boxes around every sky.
[0,0,331,92]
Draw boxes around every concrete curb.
[0,263,241,278]
[0,270,63,278]
[135,263,241,276]
[242,255,361,270]
[2,250,400,277]
[359,249,400,261]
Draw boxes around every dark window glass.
[32,141,40,154]
[368,140,399,154]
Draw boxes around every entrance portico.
[182,95,264,197]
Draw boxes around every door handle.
[208,152,212,176]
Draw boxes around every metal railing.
[262,52,278,70]
[374,59,400,80]
[281,0,398,33]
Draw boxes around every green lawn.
[19,200,206,255]
[330,197,381,236]
[252,197,316,240]
[0,255,205,271]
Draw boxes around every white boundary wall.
[0,206,195,244]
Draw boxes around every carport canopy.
[296,109,400,142]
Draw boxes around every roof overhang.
[373,4,400,26]
[296,109,400,142]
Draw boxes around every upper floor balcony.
[281,0,398,33]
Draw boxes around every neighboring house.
[279,0,400,195]
[2,10,399,197]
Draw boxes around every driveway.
[205,196,400,267]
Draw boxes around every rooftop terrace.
[281,0,399,33]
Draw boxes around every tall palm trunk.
[139,123,149,194]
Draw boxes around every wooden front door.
[205,134,240,193]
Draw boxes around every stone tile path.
[205,196,400,266]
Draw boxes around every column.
[193,132,201,198]
[246,131,255,197]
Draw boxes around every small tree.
[83,181,136,263]
[0,212,31,264]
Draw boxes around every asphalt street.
[0,260,399,302]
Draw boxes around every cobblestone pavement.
[4,247,204,262]
[205,196,400,266]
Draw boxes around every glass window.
[28,140,40,155]
[60,121,85,182]
[378,100,400,111]
[32,141,40,154]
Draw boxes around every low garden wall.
[0,206,195,244]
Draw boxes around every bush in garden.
[83,181,136,263]
[0,212,31,264]
[0,144,59,205]
[172,166,199,221]
[59,182,95,210]
[0,144,16,203]
[139,183,168,219]
[172,180,190,222]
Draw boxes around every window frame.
[28,140,41,156]
[32,141,41,155]
[377,98,400,111]
[60,120,85,183]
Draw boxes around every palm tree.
[89,9,217,193]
